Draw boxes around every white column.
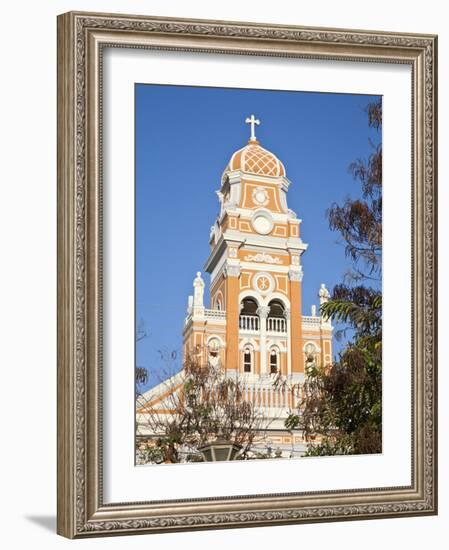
[257,306,270,375]
[284,308,291,375]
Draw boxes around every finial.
[245,114,260,142]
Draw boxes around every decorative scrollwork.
[244,252,282,264]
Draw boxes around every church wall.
[281,351,287,375]
[255,348,260,375]
[274,274,289,295]
[238,269,290,299]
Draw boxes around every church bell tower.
[183,115,333,381]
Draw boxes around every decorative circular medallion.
[252,187,269,206]
[252,272,274,295]
[251,210,274,235]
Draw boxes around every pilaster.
[224,263,241,372]
[289,270,304,374]
[257,306,270,375]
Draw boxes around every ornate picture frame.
[57,11,437,538]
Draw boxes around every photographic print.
[135,85,382,465]
[57,12,437,537]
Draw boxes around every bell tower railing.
[266,317,286,333]
[239,315,287,333]
[239,315,260,331]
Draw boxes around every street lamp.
[198,440,242,462]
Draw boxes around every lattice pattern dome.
[224,142,286,178]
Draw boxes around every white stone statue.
[193,272,205,308]
[318,283,330,305]
[318,283,332,326]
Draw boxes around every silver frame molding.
[57,11,438,538]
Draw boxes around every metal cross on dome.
[245,114,260,142]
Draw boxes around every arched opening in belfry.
[239,297,260,331]
[267,299,286,333]
[240,297,258,315]
[268,299,285,317]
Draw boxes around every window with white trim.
[304,342,318,371]
[207,338,221,367]
[243,347,252,373]
[270,347,279,374]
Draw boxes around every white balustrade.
[302,315,321,328]
[238,315,287,333]
[239,383,297,409]
[239,315,260,331]
[204,309,227,320]
[266,317,286,333]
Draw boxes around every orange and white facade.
[138,117,333,457]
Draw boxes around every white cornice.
[223,230,308,252]
[226,171,243,185]
[205,231,309,274]
[223,169,292,187]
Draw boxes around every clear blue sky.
[135,84,381,390]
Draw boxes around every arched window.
[243,346,252,373]
[214,292,223,311]
[304,342,318,371]
[270,347,279,374]
[207,338,221,367]
[208,338,220,355]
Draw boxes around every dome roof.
[224,140,286,178]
